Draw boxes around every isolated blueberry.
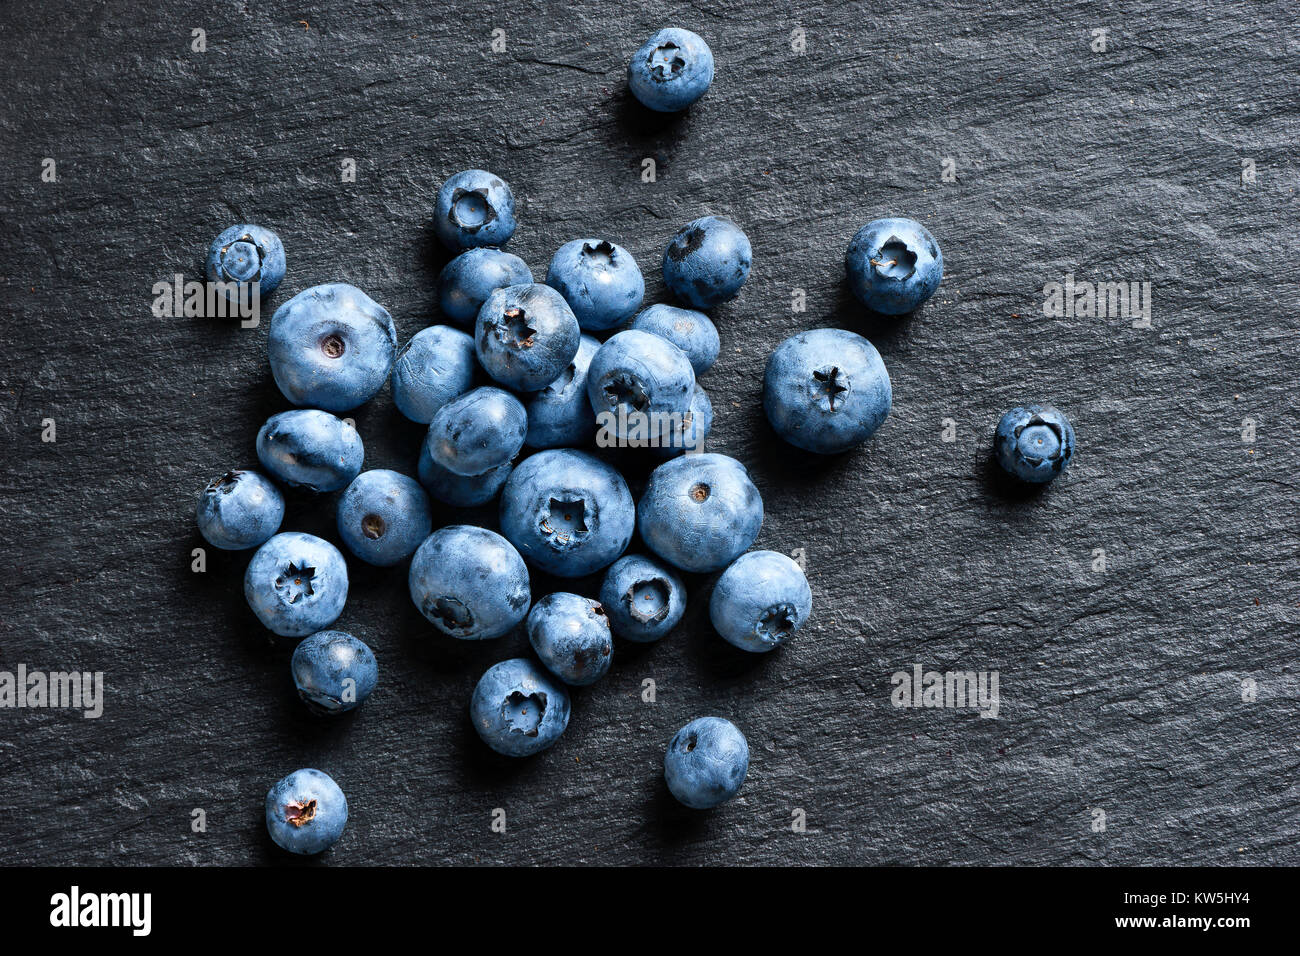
[993,404,1075,484]
[637,453,762,573]
[631,304,720,375]
[417,441,513,508]
[527,593,613,687]
[470,658,571,757]
[265,769,348,855]
[587,330,695,444]
[426,386,527,477]
[205,223,286,300]
[664,717,749,810]
[845,217,943,315]
[710,551,812,653]
[291,630,378,715]
[475,283,580,392]
[392,325,476,424]
[545,239,646,331]
[195,469,284,550]
[337,469,432,567]
[268,283,397,412]
[434,169,516,250]
[653,384,713,458]
[245,532,349,637]
[600,554,686,643]
[439,248,532,326]
[256,409,364,493]
[499,449,635,578]
[524,334,600,449]
[763,328,892,455]
[628,27,714,113]
[662,216,751,309]
[409,526,531,640]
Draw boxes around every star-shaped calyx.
[275,562,316,604]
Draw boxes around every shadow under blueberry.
[833,281,919,352]
[613,89,692,143]
[981,449,1050,503]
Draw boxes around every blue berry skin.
[631,304,720,375]
[524,334,600,449]
[499,449,635,578]
[763,328,892,455]
[662,216,752,309]
[710,551,812,653]
[653,384,713,458]
[205,224,286,300]
[637,453,762,573]
[526,593,614,687]
[664,717,749,809]
[628,28,715,113]
[417,441,513,507]
[599,554,686,643]
[256,409,364,493]
[336,469,432,567]
[265,769,348,855]
[291,630,378,715]
[845,217,943,315]
[434,169,516,251]
[392,325,476,424]
[586,330,695,439]
[475,283,581,392]
[409,526,531,640]
[195,470,284,550]
[545,239,646,332]
[268,283,397,412]
[993,404,1075,484]
[426,386,527,477]
[439,248,533,326]
[244,532,349,638]
[471,658,571,757]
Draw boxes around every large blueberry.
[265,768,348,855]
[392,325,476,424]
[545,239,645,331]
[586,330,695,445]
[470,658,571,757]
[291,630,378,715]
[475,283,580,392]
[416,441,513,507]
[195,469,284,550]
[426,386,527,477]
[439,248,532,326]
[524,334,600,449]
[205,223,286,301]
[763,328,891,455]
[499,449,635,578]
[631,304,720,375]
[662,216,751,309]
[256,409,363,493]
[526,593,613,687]
[268,283,397,412]
[627,28,714,113]
[710,551,812,653]
[599,554,686,643]
[845,217,943,315]
[336,469,432,567]
[664,717,749,809]
[244,532,349,637]
[408,526,531,640]
[637,453,762,573]
[993,404,1075,484]
[434,169,516,250]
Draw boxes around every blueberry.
[652,383,713,458]
[426,386,527,477]
[416,441,514,507]
[710,551,812,653]
[470,658,571,757]
[599,554,686,643]
[630,304,720,375]
[205,223,286,300]
[664,717,749,809]
[439,248,532,326]
[637,453,762,573]
[475,283,580,392]
[526,593,613,687]
[627,27,714,113]
[662,216,751,309]
[845,217,943,315]
[195,469,284,550]
[256,409,364,493]
[290,630,378,715]
[586,329,695,444]
[268,283,397,412]
[545,239,645,331]
[499,449,635,578]
[993,404,1075,484]
[434,169,516,250]
[245,532,349,637]
[409,526,530,640]
[762,328,892,454]
[265,768,348,855]
[524,334,600,449]
[392,325,476,424]
[336,469,432,567]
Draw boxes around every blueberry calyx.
[756,603,798,643]
[320,333,346,359]
[275,562,317,604]
[209,470,243,493]
[285,799,317,827]
[811,366,849,411]
[649,42,686,80]
[493,307,536,349]
[361,514,386,539]
[580,240,616,267]
[449,188,496,232]
[427,596,473,634]
[503,690,546,737]
[625,578,670,624]
[540,497,588,545]
[869,238,918,280]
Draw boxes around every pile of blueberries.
[197,28,1075,857]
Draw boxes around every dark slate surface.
[1,0,1297,866]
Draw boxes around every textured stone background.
[1,0,1297,865]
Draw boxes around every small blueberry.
[471,658,571,757]
[586,329,695,444]
[637,453,763,573]
[710,550,812,653]
[244,532,349,637]
[526,593,613,687]
[845,217,943,315]
[416,441,513,508]
[439,247,532,325]
[545,239,646,331]
[336,469,433,567]
[205,223,286,301]
[409,525,531,640]
[993,404,1075,484]
[265,768,348,855]
[290,630,378,715]
[426,386,527,477]
[434,169,516,250]
[256,409,364,493]
[662,216,751,309]
[664,717,749,809]
[392,325,476,424]
[630,304,720,375]
[195,469,284,550]
[628,28,715,113]
[524,334,600,449]
[599,554,686,643]
[475,283,581,392]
